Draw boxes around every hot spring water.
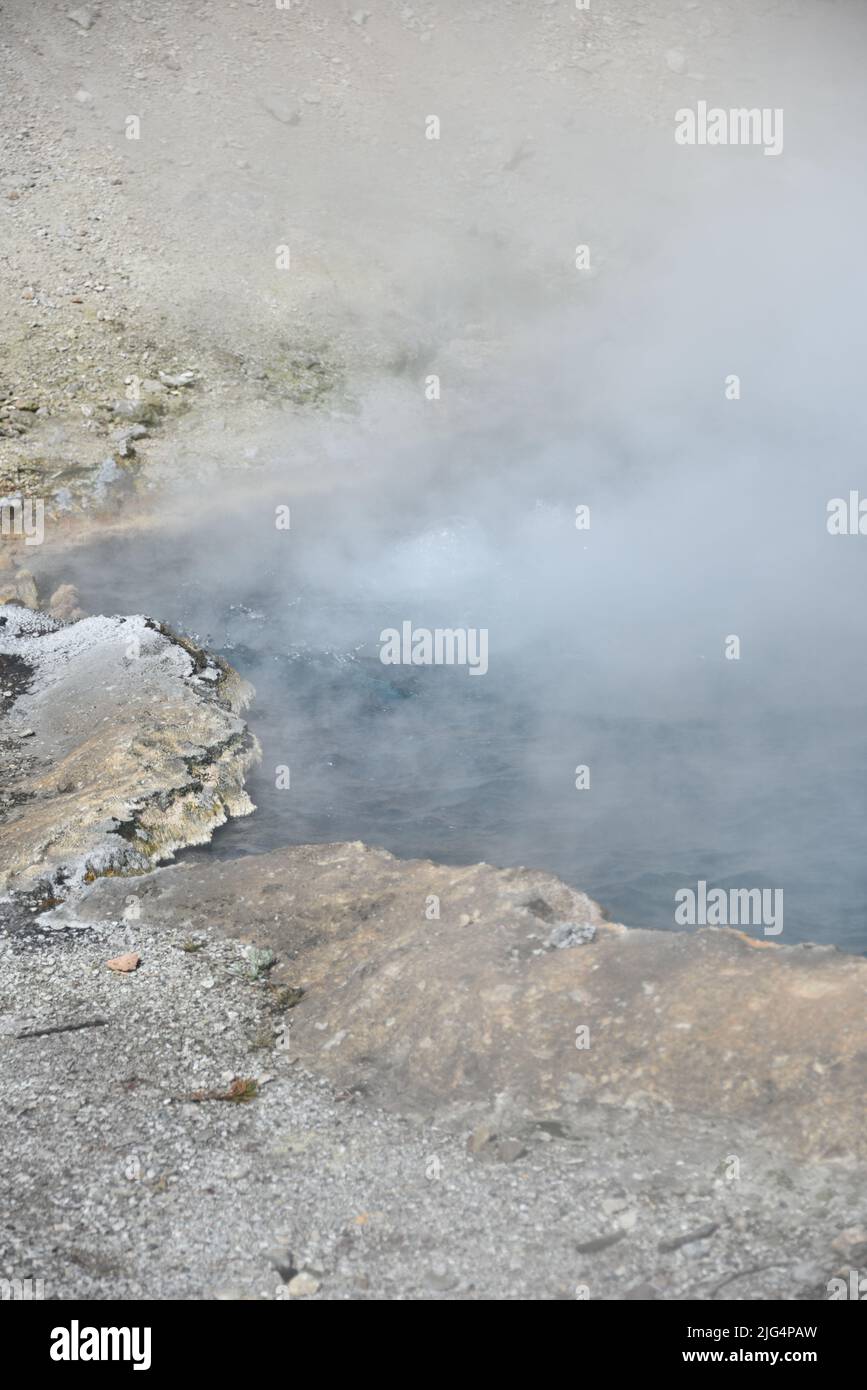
[39,494,867,954]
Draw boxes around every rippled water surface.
[42,519,867,954]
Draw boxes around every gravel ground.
[1,906,864,1302]
[4,0,862,522]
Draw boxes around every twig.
[16,1017,108,1039]
[708,1262,786,1299]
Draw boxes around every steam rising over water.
[45,182,867,953]
[53,448,867,952]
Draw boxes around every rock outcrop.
[52,841,867,1165]
[0,604,258,903]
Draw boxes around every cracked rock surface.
[0,604,258,904]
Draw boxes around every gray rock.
[467,1123,497,1154]
[602,1197,630,1216]
[111,400,161,425]
[158,370,196,388]
[0,606,257,903]
[286,1270,320,1297]
[243,946,277,979]
[67,7,95,31]
[427,1259,457,1291]
[831,1227,867,1264]
[546,920,596,949]
[498,1138,527,1163]
[265,1247,297,1282]
[575,1231,625,1254]
[658,1221,718,1252]
[261,96,300,126]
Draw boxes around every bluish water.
[43,510,867,955]
[202,639,867,953]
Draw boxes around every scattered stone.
[261,96,300,126]
[546,921,596,949]
[575,1230,625,1254]
[74,89,93,105]
[601,1197,629,1216]
[265,1247,298,1282]
[658,1221,718,1252]
[831,1227,867,1264]
[624,1281,660,1299]
[112,424,148,445]
[498,1138,527,1163]
[107,952,141,973]
[666,49,687,74]
[111,399,156,424]
[92,456,128,504]
[244,946,277,979]
[427,1259,457,1291]
[0,570,40,609]
[67,7,95,31]
[467,1123,497,1155]
[286,1270,320,1297]
[158,370,196,387]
